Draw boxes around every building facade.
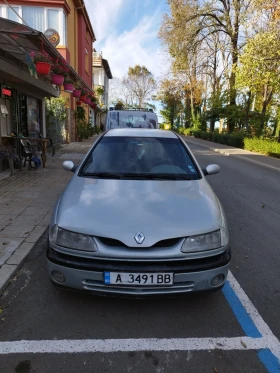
[0,0,95,144]
[93,51,112,129]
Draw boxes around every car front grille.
[96,236,181,248]
[47,247,231,274]
[81,279,196,295]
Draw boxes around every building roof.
[73,0,96,41]
[0,17,94,94]
[102,59,113,79]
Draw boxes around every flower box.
[64,83,74,93]
[73,89,81,98]
[36,62,51,75]
[52,75,64,85]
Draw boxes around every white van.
[106,109,158,130]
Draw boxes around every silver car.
[47,129,230,296]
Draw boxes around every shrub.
[244,138,280,158]
[193,130,244,148]
[193,130,202,138]
[181,128,193,136]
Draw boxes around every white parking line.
[0,271,279,372]
[0,336,270,354]
[227,271,280,360]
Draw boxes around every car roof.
[105,129,178,138]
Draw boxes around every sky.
[84,0,169,79]
[84,0,170,119]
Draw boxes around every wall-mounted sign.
[44,28,60,47]
[1,85,12,99]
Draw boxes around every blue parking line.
[222,281,262,338]
[222,280,280,372]
[258,350,280,373]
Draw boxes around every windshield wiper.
[82,172,193,180]
[146,174,192,180]
[121,173,193,180]
[83,172,123,179]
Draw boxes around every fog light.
[52,270,66,283]
[211,274,225,287]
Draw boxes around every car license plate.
[104,272,173,286]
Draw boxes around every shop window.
[8,6,20,22]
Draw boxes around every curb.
[185,138,280,173]
[0,227,48,295]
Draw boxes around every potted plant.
[64,77,74,93]
[80,89,87,102]
[51,59,69,85]
[30,51,52,75]
[73,82,82,98]
[86,95,92,105]
[75,106,86,141]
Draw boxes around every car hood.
[55,177,223,247]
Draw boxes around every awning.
[0,17,94,95]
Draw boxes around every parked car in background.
[106,108,158,129]
[47,129,230,296]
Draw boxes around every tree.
[159,0,255,132]
[236,30,280,135]
[109,78,135,107]
[158,79,183,129]
[123,65,157,108]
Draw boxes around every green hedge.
[192,130,280,158]
[244,138,280,158]
[193,131,244,148]
[174,127,193,136]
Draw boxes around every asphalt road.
[0,139,279,373]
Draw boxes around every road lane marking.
[225,271,280,371]
[258,349,280,373]
[222,279,262,338]
[185,138,280,173]
[0,337,271,354]
[0,271,279,373]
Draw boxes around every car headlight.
[181,230,222,253]
[49,225,97,252]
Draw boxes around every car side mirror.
[203,164,220,176]
[62,160,76,173]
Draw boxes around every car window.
[108,111,157,128]
[81,137,200,180]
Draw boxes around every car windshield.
[109,111,157,128]
[80,136,200,180]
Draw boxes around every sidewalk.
[0,138,96,294]
[182,136,280,173]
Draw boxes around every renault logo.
[134,232,145,244]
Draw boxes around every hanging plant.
[30,51,52,75]
[73,81,81,97]
[80,89,87,102]
[51,58,69,85]
[64,77,74,93]
[86,95,92,105]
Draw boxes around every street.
[0,138,279,373]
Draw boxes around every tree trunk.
[227,44,238,132]
[244,90,252,133]
[260,86,273,136]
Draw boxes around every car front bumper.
[47,246,231,296]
